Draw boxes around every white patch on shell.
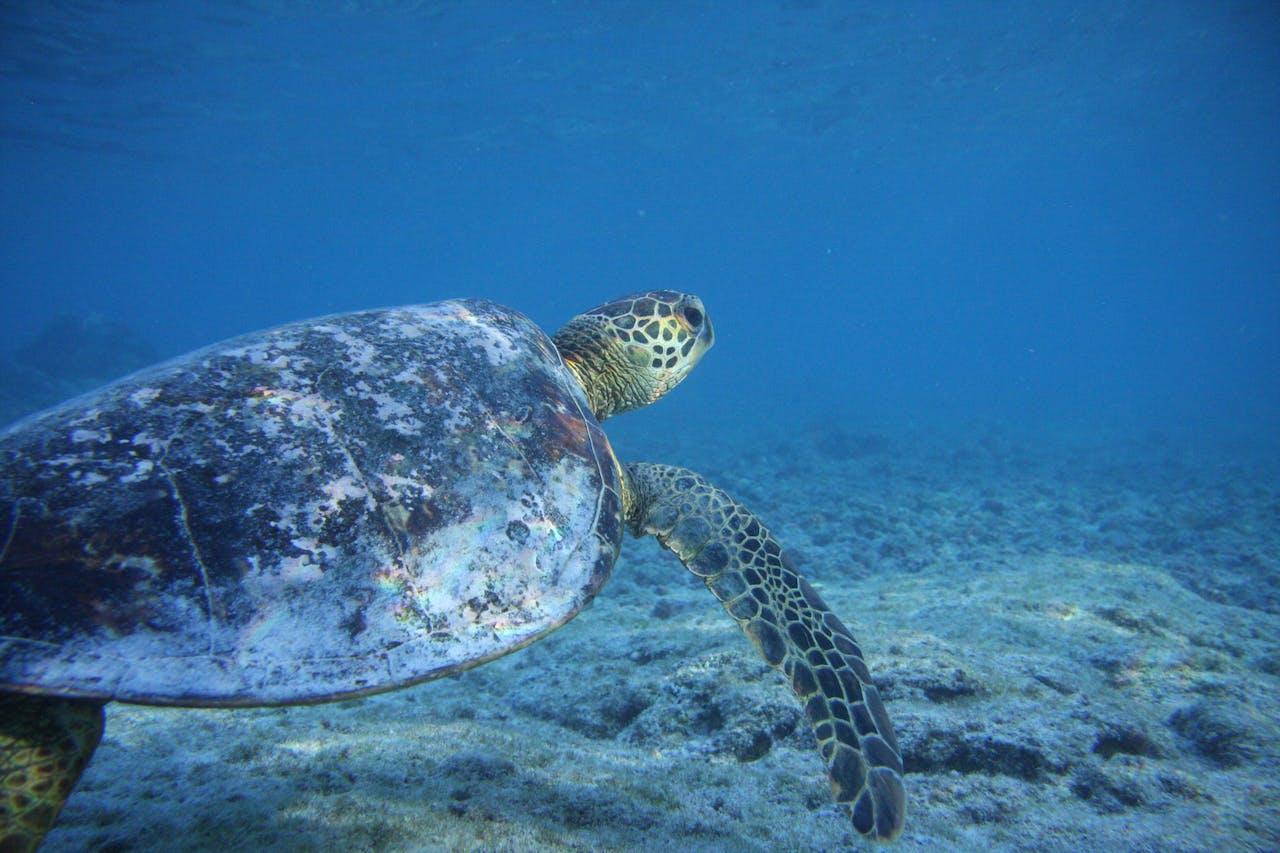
[315,326,381,373]
[118,459,155,484]
[257,416,283,440]
[227,337,301,362]
[454,309,519,366]
[320,474,372,507]
[129,387,162,406]
[42,455,88,468]
[379,311,434,340]
[368,392,423,435]
[378,472,434,495]
[277,543,333,584]
[131,432,167,456]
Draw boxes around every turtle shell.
[0,300,623,706]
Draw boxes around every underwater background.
[2,2,1278,851]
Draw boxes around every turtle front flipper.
[0,694,104,853]
[624,463,905,841]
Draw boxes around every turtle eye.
[681,304,703,329]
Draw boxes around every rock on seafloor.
[34,425,1280,852]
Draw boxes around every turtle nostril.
[681,304,703,329]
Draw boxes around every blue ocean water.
[3,5,1280,851]
[2,1,1276,448]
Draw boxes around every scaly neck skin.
[552,315,655,421]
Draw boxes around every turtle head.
[552,290,714,420]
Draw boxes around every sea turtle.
[0,292,905,849]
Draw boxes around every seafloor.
[18,411,1276,852]
[4,323,1278,852]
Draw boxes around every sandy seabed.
[40,425,1280,852]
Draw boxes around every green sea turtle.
[0,291,905,849]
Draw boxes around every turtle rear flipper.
[1,694,104,852]
[625,463,905,841]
